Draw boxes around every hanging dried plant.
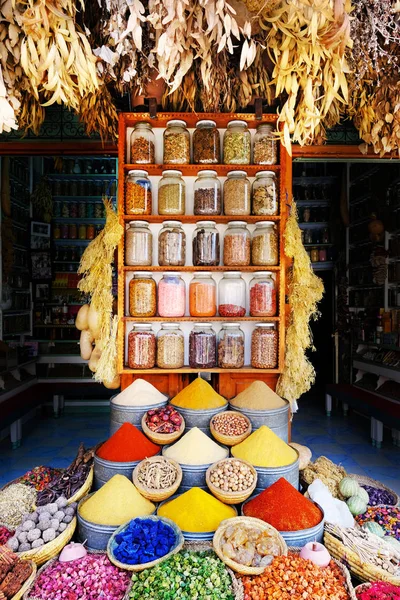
[0,66,18,133]
[18,92,45,135]
[94,315,119,385]
[77,84,118,143]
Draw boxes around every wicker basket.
[67,466,94,504]
[206,458,257,505]
[17,518,77,566]
[11,561,36,600]
[210,412,252,447]
[141,413,185,445]
[213,516,288,575]
[354,583,370,596]
[324,530,400,586]
[132,456,183,502]
[348,473,399,506]
[107,515,184,571]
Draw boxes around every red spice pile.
[243,477,323,531]
[97,422,160,462]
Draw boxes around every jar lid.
[255,322,275,328]
[256,123,274,130]
[161,322,181,328]
[196,220,217,227]
[255,221,276,227]
[255,171,276,178]
[193,322,213,327]
[133,271,153,277]
[226,220,248,227]
[162,272,182,277]
[162,169,183,177]
[166,119,187,128]
[127,170,149,177]
[134,122,152,129]
[227,170,248,178]
[197,170,218,177]
[222,322,241,327]
[162,220,183,227]
[133,324,153,330]
[128,220,149,226]
[196,120,216,127]
[222,271,242,277]
[227,120,248,128]
[253,271,274,277]
[193,271,213,277]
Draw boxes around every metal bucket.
[94,452,160,489]
[254,454,299,491]
[229,402,290,442]
[110,395,168,435]
[168,404,228,430]
[162,444,229,491]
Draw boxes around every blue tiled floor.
[0,401,399,493]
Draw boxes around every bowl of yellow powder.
[170,379,228,429]
[157,487,237,541]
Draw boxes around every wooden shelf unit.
[117,112,292,395]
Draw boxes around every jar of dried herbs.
[163,120,190,164]
[125,170,152,215]
[158,221,186,266]
[125,221,153,266]
[251,323,278,369]
[194,170,222,215]
[129,272,157,317]
[218,272,246,317]
[127,324,156,369]
[253,123,277,165]
[130,122,155,164]
[223,120,251,165]
[252,171,278,216]
[189,323,217,369]
[218,323,245,369]
[223,221,251,266]
[223,171,251,216]
[193,120,220,164]
[192,221,220,267]
[157,323,185,369]
[251,221,279,266]
[158,170,185,215]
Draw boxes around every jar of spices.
[54,200,61,218]
[125,170,152,215]
[70,201,78,218]
[253,123,278,165]
[78,180,86,196]
[70,180,78,196]
[194,170,222,215]
[69,223,77,239]
[311,247,319,262]
[302,207,311,223]
[158,273,186,318]
[322,228,330,244]
[157,323,185,369]
[319,248,327,262]
[189,272,217,317]
[125,221,153,266]
[218,323,245,369]
[304,228,313,245]
[193,120,220,164]
[54,180,62,196]
[127,325,156,369]
[218,272,246,317]
[189,323,217,369]
[163,120,190,164]
[249,272,277,317]
[53,223,61,240]
[86,224,95,240]
[223,171,251,216]
[223,221,251,266]
[223,120,251,165]
[252,171,278,216]
[158,170,185,215]
[251,323,278,369]
[61,201,69,218]
[130,122,155,164]
[158,221,186,266]
[78,202,86,219]
[94,202,103,219]
[129,272,157,317]
[251,222,279,266]
[61,223,69,239]
[86,202,94,219]
[78,224,87,240]
[192,221,220,267]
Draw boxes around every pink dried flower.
[357,582,400,600]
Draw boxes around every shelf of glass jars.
[123,164,280,177]
[121,215,281,224]
[123,316,280,322]
[56,218,105,224]
[122,265,281,272]
[53,239,91,245]
[120,366,281,375]
[46,173,117,178]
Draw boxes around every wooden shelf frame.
[117,112,292,390]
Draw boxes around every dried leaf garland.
[77,84,118,142]
[94,314,119,384]
[0,65,18,133]
[276,201,324,404]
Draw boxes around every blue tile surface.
[0,401,399,493]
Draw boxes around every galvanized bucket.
[229,402,289,442]
[110,395,168,435]
[94,451,161,489]
[168,404,228,430]
[254,453,299,491]
[162,444,229,491]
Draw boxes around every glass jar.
[251,323,278,369]
[61,223,69,239]
[86,202,94,219]
[94,202,103,219]
[193,120,220,164]
[223,171,251,216]
[158,221,186,266]
[189,273,217,318]
[311,247,319,262]
[319,248,327,262]
[223,120,251,165]
[223,221,251,266]
[78,202,86,219]
[218,272,246,317]
[62,201,69,218]
[70,201,78,218]
[54,200,61,218]
[189,323,217,369]
[163,120,190,164]
[249,272,277,317]
[129,272,157,317]
[53,223,61,240]
[69,223,77,239]
[125,170,152,215]
[218,323,245,369]
[87,224,95,240]
[130,122,155,164]
[158,273,186,318]
[251,222,279,266]
[125,221,153,266]
[157,323,185,369]
[158,170,185,215]
[253,123,278,165]
[194,170,222,216]
[127,325,156,369]
[192,221,220,267]
[252,171,278,216]
[304,229,313,245]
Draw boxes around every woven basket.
[324,530,400,586]
[206,458,257,505]
[17,518,77,566]
[354,583,370,596]
[210,412,252,447]
[132,457,182,502]
[67,466,94,504]
[107,515,184,571]
[141,413,185,445]
[348,473,399,506]
[11,561,36,600]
